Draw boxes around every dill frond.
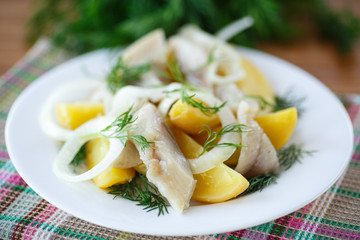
[242,173,279,195]
[165,86,226,116]
[278,144,315,170]
[106,57,150,93]
[101,106,155,152]
[246,91,305,116]
[108,173,169,216]
[199,124,247,156]
[70,144,86,167]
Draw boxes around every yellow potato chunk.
[56,102,104,130]
[236,58,275,103]
[134,163,147,175]
[255,107,297,150]
[171,127,204,159]
[192,163,249,203]
[85,137,135,188]
[169,99,220,134]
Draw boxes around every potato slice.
[85,137,135,188]
[171,127,204,158]
[255,107,297,150]
[236,58,275,103]
[169,99,220,134]
[134,163,147,175]
[56,102,104,129]
[192,163,249,203]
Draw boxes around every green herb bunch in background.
[27,0,359,54]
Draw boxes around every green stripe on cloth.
[330,186,360,199]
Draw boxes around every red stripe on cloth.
[10,199,50,240]
[22,204,57,240]
[0,173,27,201]
[0,151,10,159]
[315,224,360,239]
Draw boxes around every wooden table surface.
[1,0,359,94]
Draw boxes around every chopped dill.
[108,173,168,216]
[162,48,216,82]
[69,144,86,168]
[106,57,150,93]
[165,86,226,116]
[160,54,186,83]
[188,47,217,73]
[199,124,247,156]
[246,90,305,116]
[274,92,305,116]
[242,173,279,195]
[101,106,155,152]
[278,144,315,170]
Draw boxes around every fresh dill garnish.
[163,54,186,83]
[199,124,247,156]
[108,173,168,216]
[246,91,305,116]
[165,86,226,116]
[101,106,155,152]
[242,173,279,195]
[246,95,275,111]
[240,144,314,196]
[188,47,217,73]
[106,57,150,93]
[27,1,359,55]
[274,91,305,116]
[69,144,86,167]
[277,144,315,170]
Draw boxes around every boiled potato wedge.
[192,163,249,203]
[169,99,220,134]
[85,137,135,188]
[56,102,104,129]
[236,58,275,104]
[255,107,297,150]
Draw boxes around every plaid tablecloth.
[0,40,359,240]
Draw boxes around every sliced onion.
[108,83,182,117]
[215,16,254,41]
[39,79,105,141]
[52,116,124,182]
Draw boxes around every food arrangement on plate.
[39,24,309,215]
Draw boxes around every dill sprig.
[69,144,86,167]
[277,144,315,170]
[242,173,279,195]
[246,91,305,116]
[274,91,305,116]
[165,54,186,83]
[162,47,216,82]
[240,144,314,196]
[188,47,217,73]
[106,57,150,93]
[27,1,359,55]
[199,124,247,156]
[165,86,226,116]
[101,106,155,152]
[108,173,168,216]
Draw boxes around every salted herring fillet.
[128,103,196,214]
[235,99,279,177]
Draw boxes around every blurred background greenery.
[26,0,360,54]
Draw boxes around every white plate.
[5,47,353,236]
